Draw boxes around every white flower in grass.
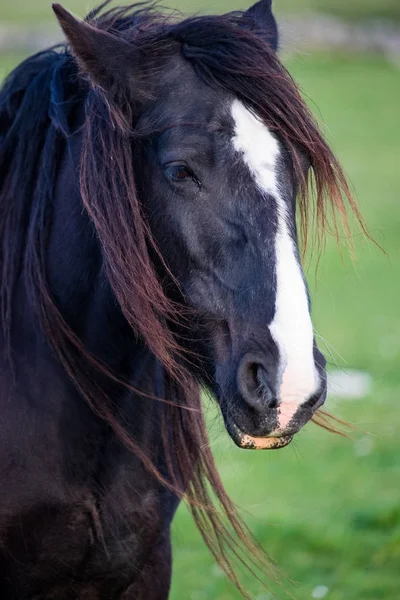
[312,585,329,599]
[355,435,374,457]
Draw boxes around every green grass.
[0,0,400,24]
[1,50,399,599]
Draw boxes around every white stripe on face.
[231,99,319,413]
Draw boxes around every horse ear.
[244,0,279,51]
[52,3,138,96]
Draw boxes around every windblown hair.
[0,2,364,597]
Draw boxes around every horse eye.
[164,163,199,185]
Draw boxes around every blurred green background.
[1,0,400,23]
[0,1,399,599]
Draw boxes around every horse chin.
[226,421,293,451]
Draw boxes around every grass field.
[1,0,400,24]
[0,35,399,600]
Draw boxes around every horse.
[0,1,362,598]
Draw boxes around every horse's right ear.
[53,4,141,97]
[244,0,278,51]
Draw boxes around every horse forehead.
[150,56,229,124]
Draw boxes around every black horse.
[0,1,362,598]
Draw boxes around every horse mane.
[0,2,365,596]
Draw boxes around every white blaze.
[231,100,319,410]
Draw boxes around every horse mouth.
[227,421,293,450]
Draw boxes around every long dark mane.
[0,2,363,596]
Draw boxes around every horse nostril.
[255,364,279,409]
[237,354,279,411]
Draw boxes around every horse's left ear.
[52,3,144,99]
[244,0,279,51]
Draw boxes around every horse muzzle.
[227,420,294,450]
[222,379,327,451]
